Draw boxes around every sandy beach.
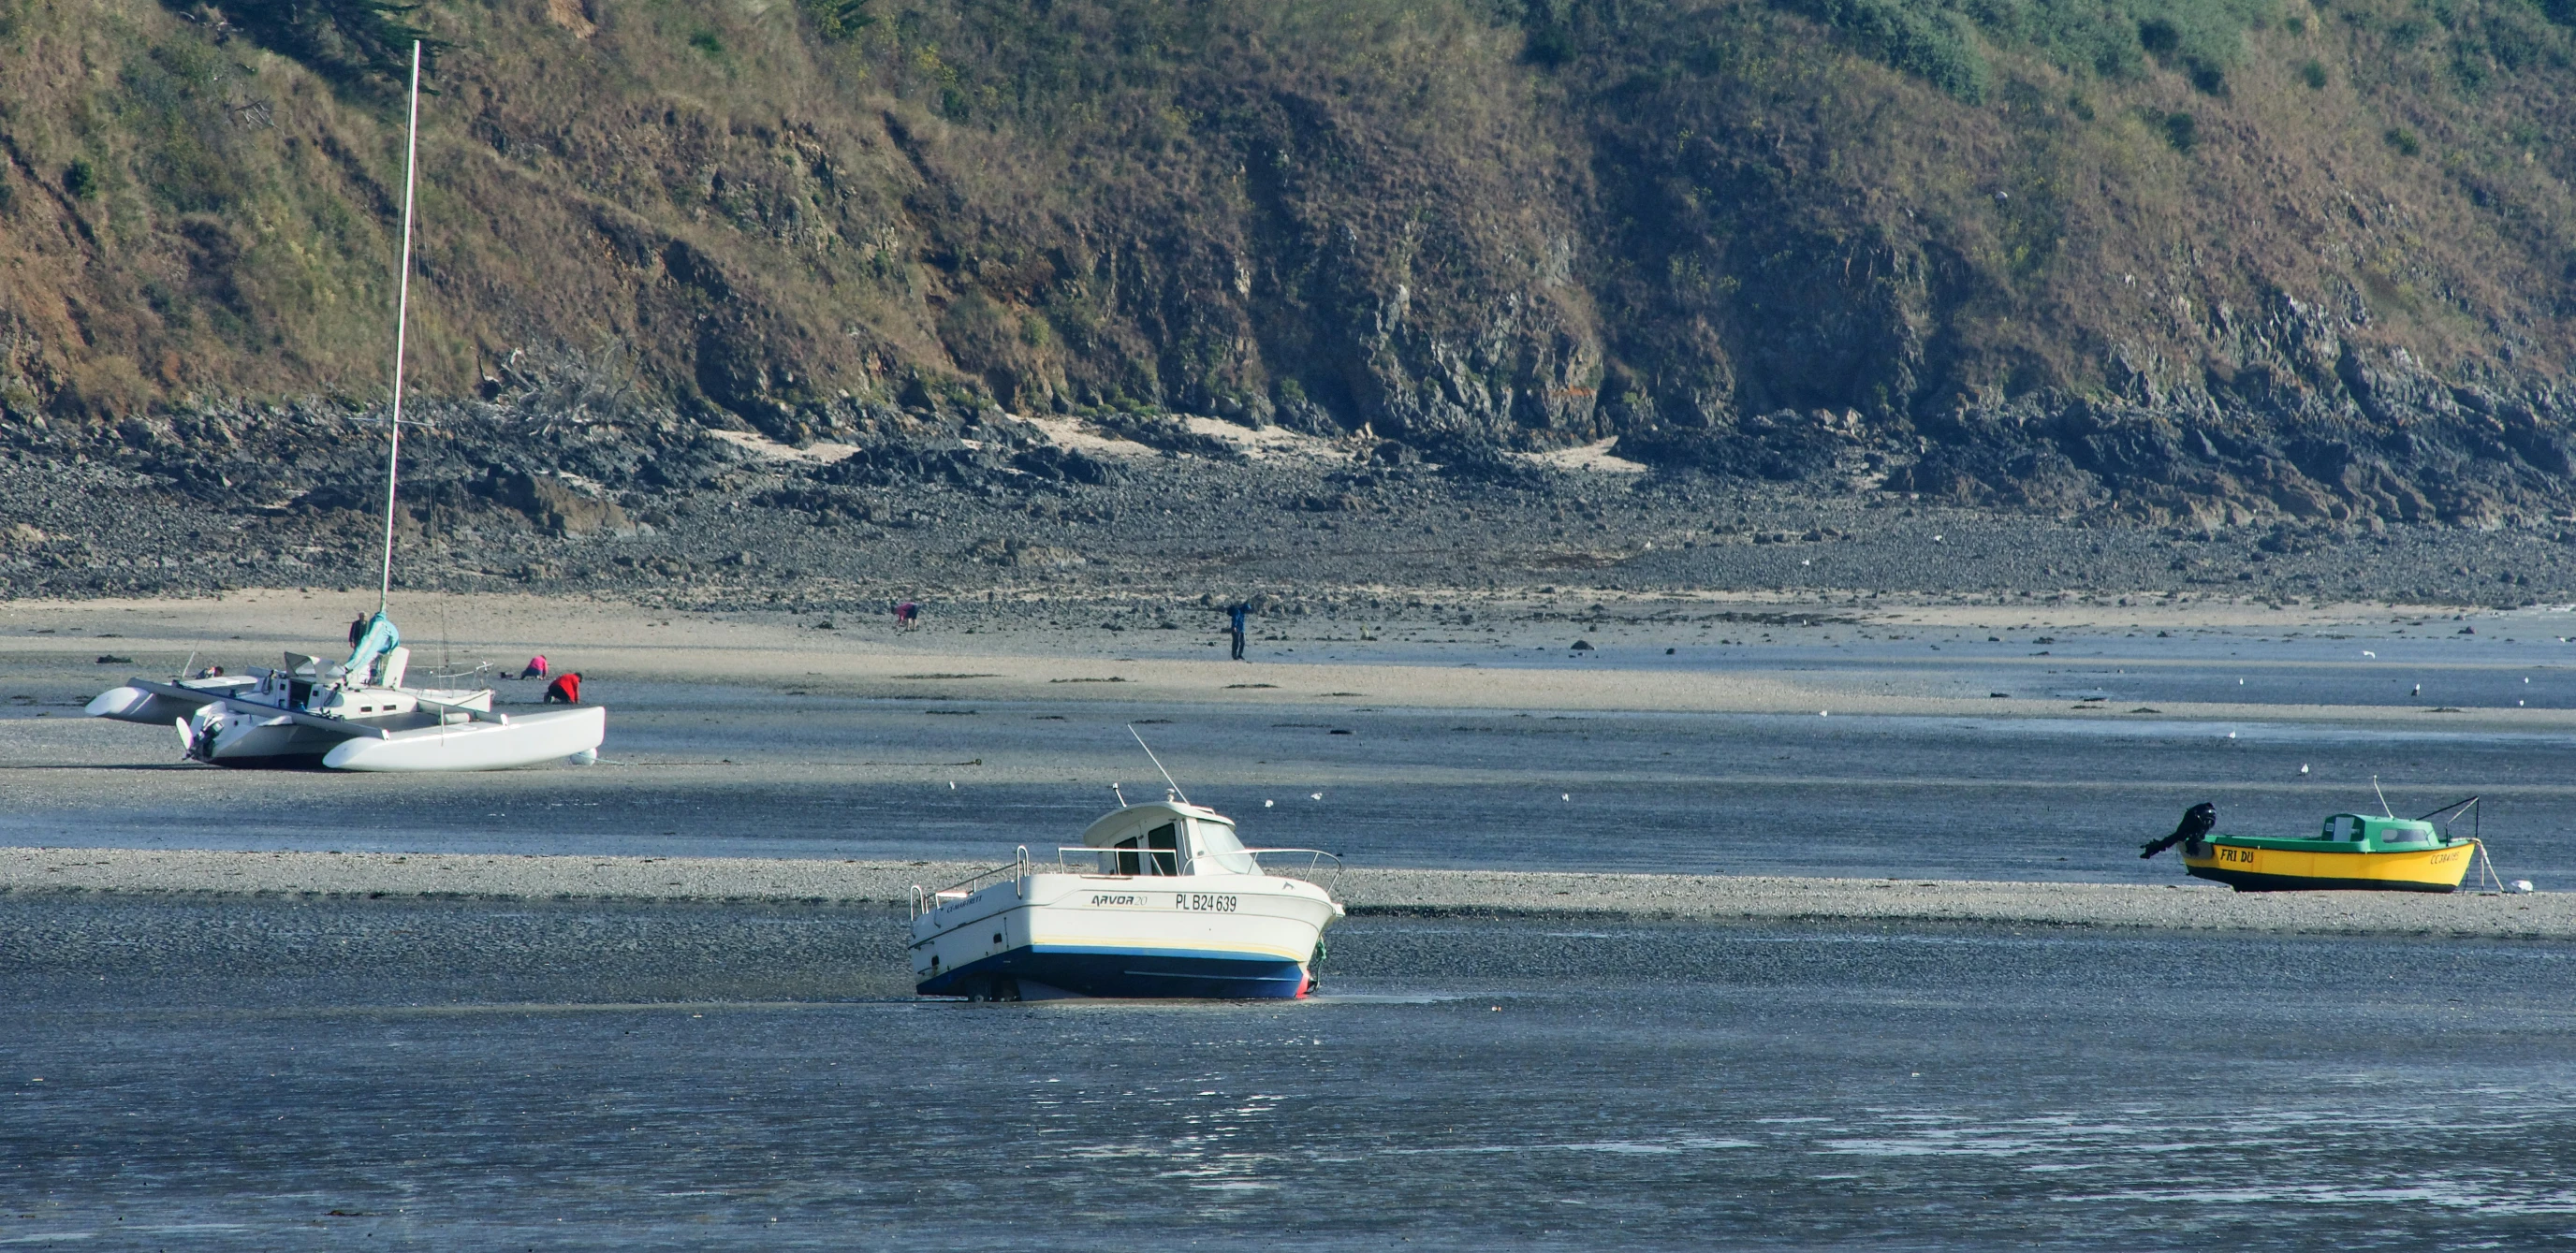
[4,847,2564,940]
[8,588,2576,727]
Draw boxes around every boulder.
[491,471,628,535]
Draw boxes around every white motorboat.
[910,798,1345,1000]
[81,42,606,774]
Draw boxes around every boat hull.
[320,706,606,772]
[195,717,344,769]
[911,872,1339,999]
[921,946,1311,999]
[92,674,595,772]
[2182,839,2473,893]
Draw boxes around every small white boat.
[910,799,1345,1000]
[81,43,605,775]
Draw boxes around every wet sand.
[9,588,2576,726]
[3,847,2563,940]
[9,588,2573,896]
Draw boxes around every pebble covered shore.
[5,848,2565,940]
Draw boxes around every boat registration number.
[1086,893,1238,912]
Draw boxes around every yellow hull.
[2182,840,2474,893]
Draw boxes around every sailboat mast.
[377,40,423,618]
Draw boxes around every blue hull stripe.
[918,944,1308,999]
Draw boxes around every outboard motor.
[181,703,228,764]
[2140,802,2217,859]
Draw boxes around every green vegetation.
[2159,109,2201,152]
[209,0,434,89]
[799,0,876,41]
[1786,0,2277,99]
[5,0,2576,447]
[1786,0,1989,100]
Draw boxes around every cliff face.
[5,0,2576,525]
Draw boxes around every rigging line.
[2413,794,2481,823]
[377,39,423,618]
[1128,724,1187,805]
[2471,839,2507,894]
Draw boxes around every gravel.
[5,848,2562,940]
[12,408,2576,612]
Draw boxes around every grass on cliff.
[1771,0,2280,102]
[6,0,2576,438]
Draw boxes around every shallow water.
[8,690,2572,885]
[4,897,2572,1248]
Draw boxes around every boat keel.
[2186,866,2461,894]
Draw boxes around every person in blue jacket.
[1228,603,1249,661]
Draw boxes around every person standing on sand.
[895,601,920,631]
[1228,602,1249,661]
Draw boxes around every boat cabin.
[237,651,436,721]
[2317,813,2445,848]
[242,654,329,711]
[1074,801,1259,877]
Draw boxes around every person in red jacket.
[544,672,582,704]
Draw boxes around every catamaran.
[85,43,607,772]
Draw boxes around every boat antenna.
[1128,724,1188,805]
[2372,774,2393,819]
[375,39,423,619]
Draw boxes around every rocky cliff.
[6,0,2576,527]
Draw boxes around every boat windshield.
[1193,819,1257,874]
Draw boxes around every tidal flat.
[4,590,2573,886]
[5,593,2574,1246]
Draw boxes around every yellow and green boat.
[2142,800,2483,893]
